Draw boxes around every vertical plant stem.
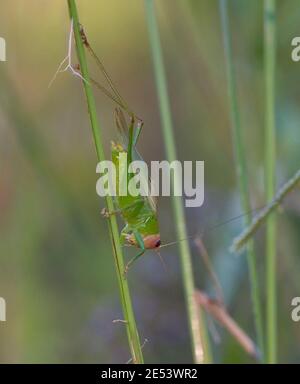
[264,0,277,364]
[144,0,210,363]
[67,0,143,364]
[219,0,264,359]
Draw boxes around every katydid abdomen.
[111,141,161,258]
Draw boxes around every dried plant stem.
[67,0,143,364]
[144,0,210,363]
[194,291,258,360]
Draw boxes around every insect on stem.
[67,0,144,363]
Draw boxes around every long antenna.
[159,205,265,249]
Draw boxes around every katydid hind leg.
[133,120,144,147]
[127,116,135,166]
[80,27,129,113]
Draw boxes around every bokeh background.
[0,0,299,363]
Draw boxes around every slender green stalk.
[219,0,264,359]
[264,0,277,364]
[144,0,210,363]
[232,169,300,252]
[67,0,143,364]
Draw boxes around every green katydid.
[110,111,161,274]
[80,28,161,274]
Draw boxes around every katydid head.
[124,233,160,249]
[143,234,161,249]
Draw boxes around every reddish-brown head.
[125,233,161,249]
[143,234,161,249]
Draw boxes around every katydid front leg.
[124,230,145,275]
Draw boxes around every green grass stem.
[219,0,264,359]
[67,0,143,364]
[264,0,277,364]
[144,0,210,363]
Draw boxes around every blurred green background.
[0,0,299,363]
